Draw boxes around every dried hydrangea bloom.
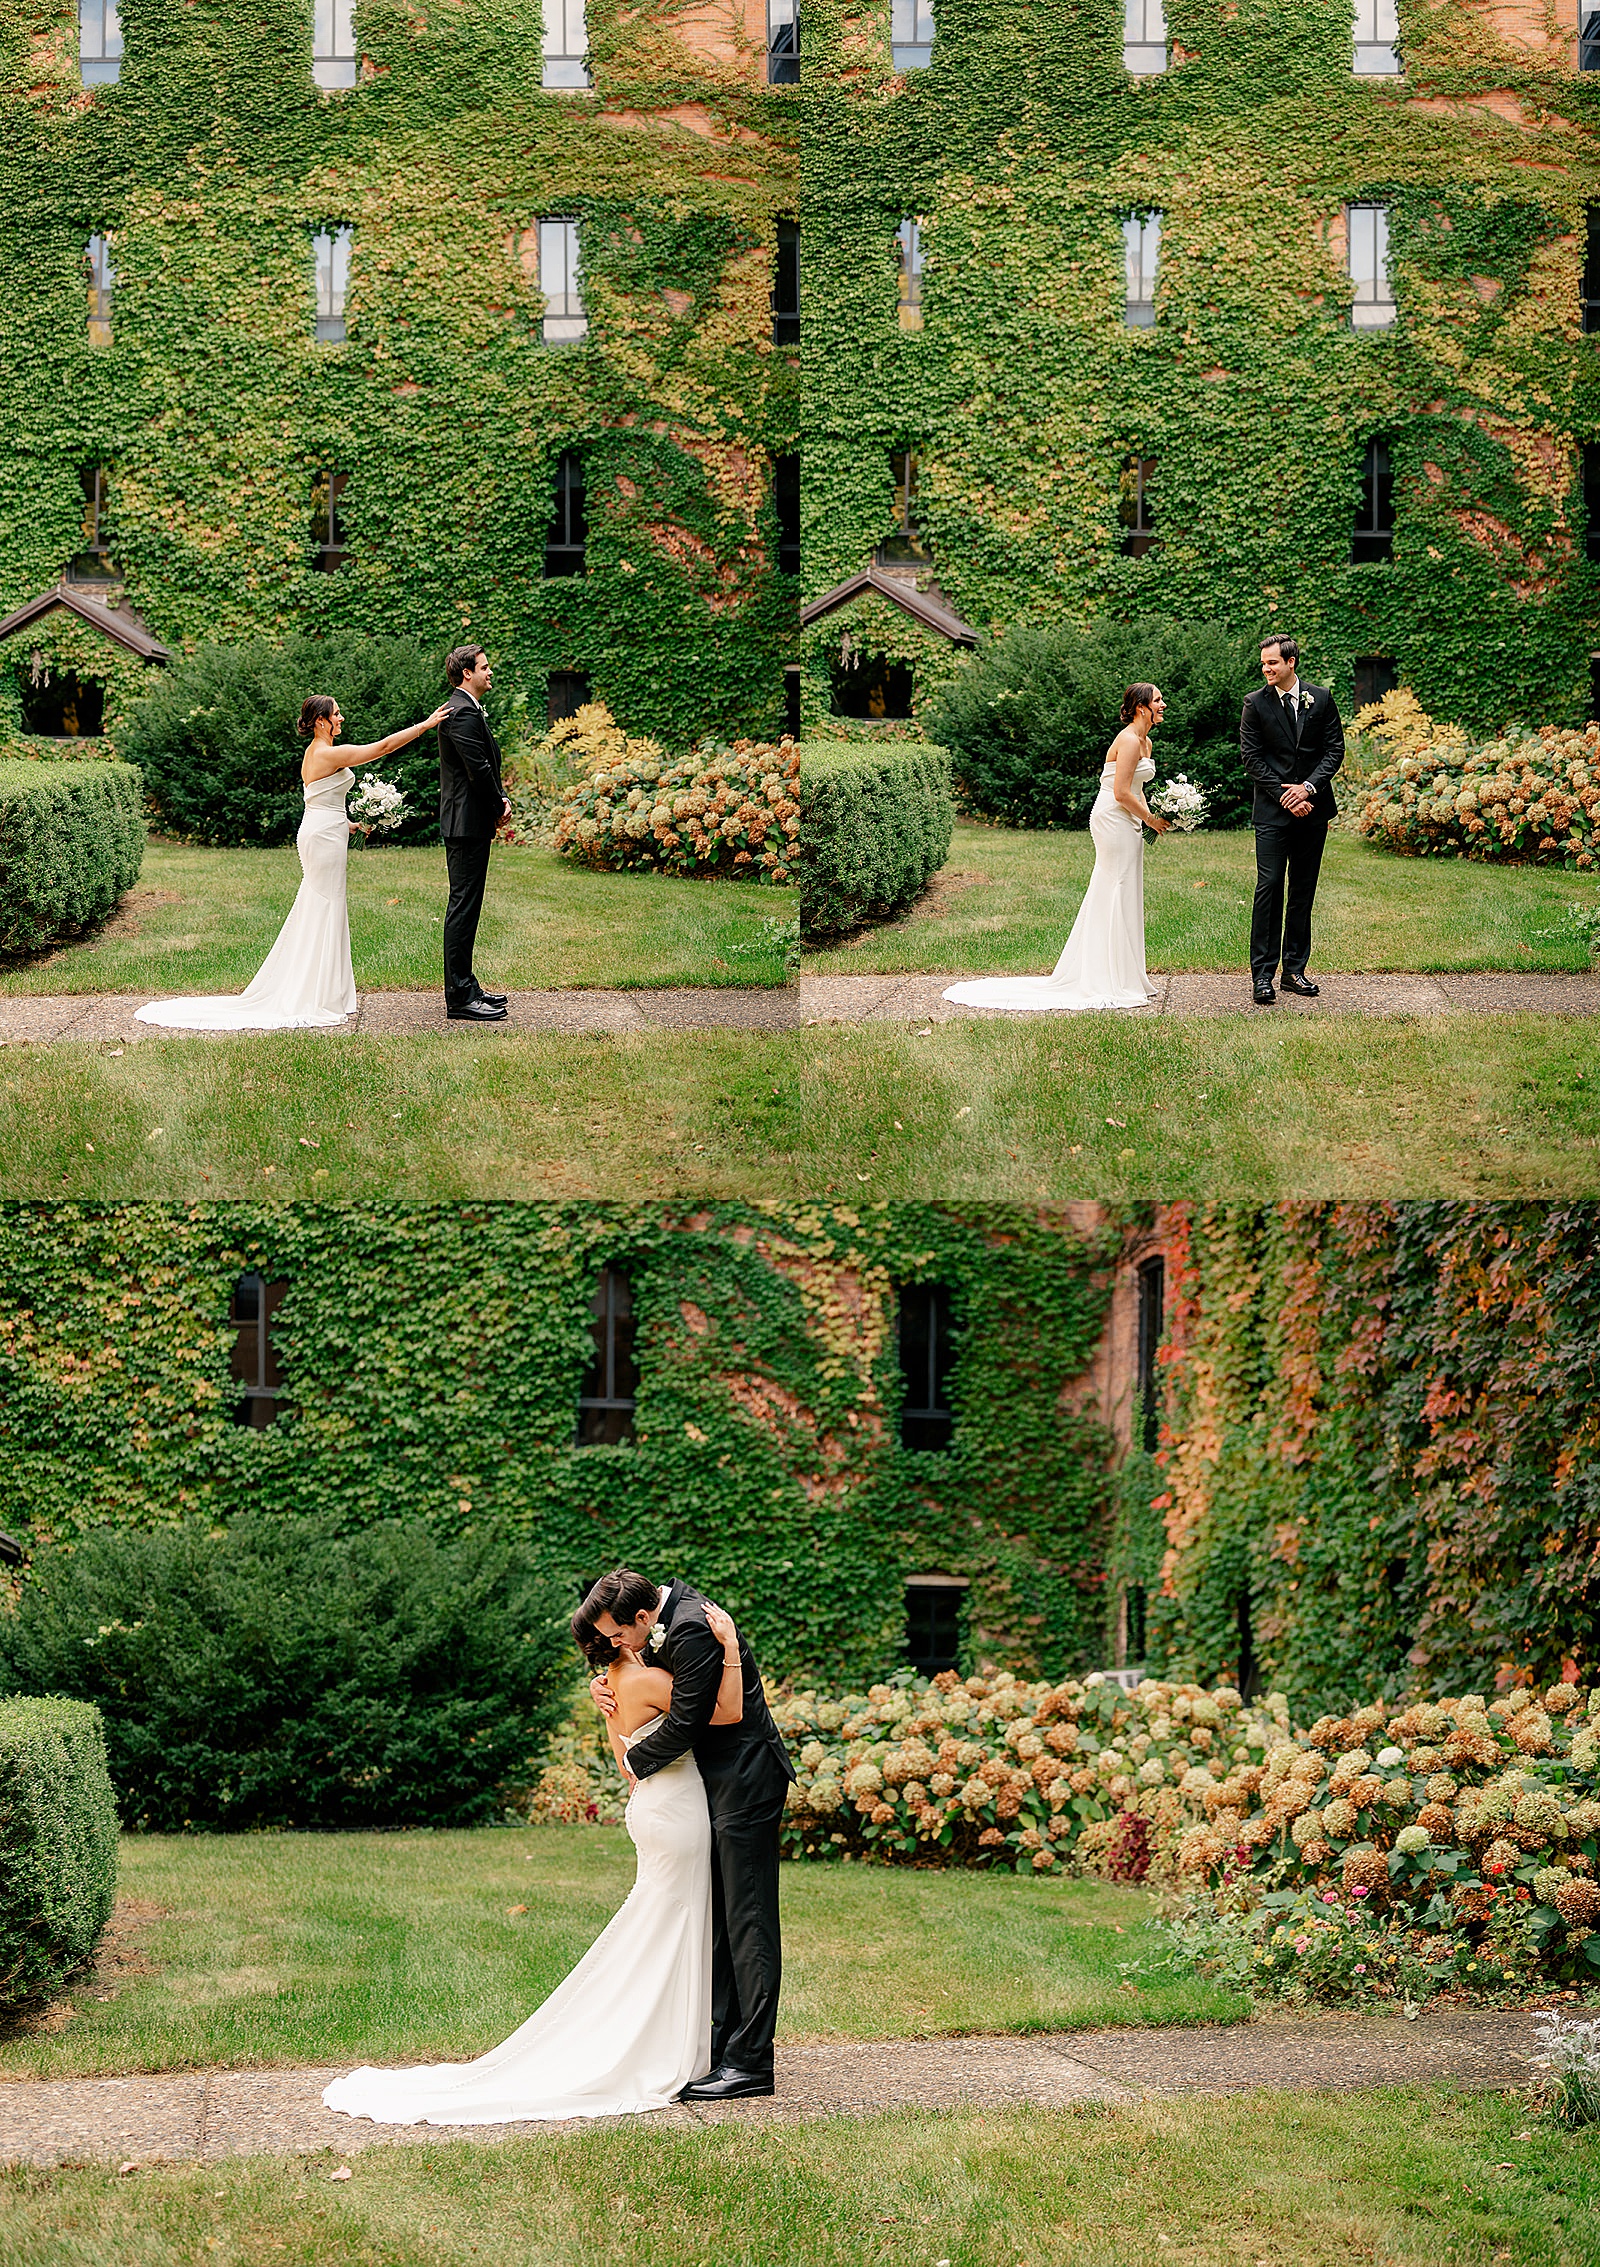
[1553,1879,1600,1928]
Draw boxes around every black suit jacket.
[438,688,504,840]
[626,1579,796,1825]
[1240,682,1344,826]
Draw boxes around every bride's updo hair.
[571,1567,658,1668]
[1120,683,1158,725]
[297,694,338,739]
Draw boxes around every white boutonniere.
[648,1621,666,1654]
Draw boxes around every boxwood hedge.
[798,741,954,938]
[0,1696,119,2013]
[0,761,145,956]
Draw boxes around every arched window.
[896,1280,954,1451]
[230,1274,287,1427]
[576,1267,638,1445]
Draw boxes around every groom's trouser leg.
[708,1794,784,2076]
[1250,824,1291,982]
[442,836,491,1005]
[1280,819,1328,976]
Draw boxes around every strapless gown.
[322,1718,713,2126]
[135,771,358,1030]
[943,754,1159,1013]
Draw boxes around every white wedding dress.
[135,770,358,1031]
[943,754,1159,1013]
[322,1718,713,2126]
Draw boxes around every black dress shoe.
[678,2065,775,2102]
[473,991,508,1008]
[446,997,508,1022]
[1279,971,1319,997]
[1252,980,1276,1005]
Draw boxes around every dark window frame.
[1586,443,1600,564]
[1119,454,1156,556]
[575,1265,639,1446]
[548,669,592,725]
[1582,7,1600,69]
[310,467,349,572]
[230,1272,287,1428]
[1136,1253,1164,1454]
[896,1279,954,1452]
[1352,435,1395,563]
[1123,1581,1148,1664]
[767,0,799,83]
[1352,655,1398,709]
[905,1577,965,1675]
[1587,208,1600,335]
[772,217,800,347]
[544,448,587,577]
[773,452,800,576]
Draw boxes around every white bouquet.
[347,775,409,835]
[1152,774,1207,831]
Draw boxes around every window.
[880,448,927,562]
[832,652,914,718]
[229,1274,287,1428]
[312,0,357,89]
[313,225,351,343]
[87,233,114,345]
[1123,1583,1148,1663]
[20,670,105,737]
[897,1280,954,1451]
[1123,211,1160,326]
[774,453,800,576]
[576,1266,638,1446]
[784,663,801,738]
[1352,0,1399,73]
[70,466,113,582]
[1235,1591,1258,1701]
[1584,445,1600,563]
[1123,0,1167,75]
[772,217,800,347]
[1582,7,1600,68]
[905,1577,965,1675]
[1352,437,1394,561]
[310,469,349,571]
[80,0,121,85]
[1136,1253,1164,1454]
[896,217,924,331]
[543,0,590,88]
[544,450,586,577]
[1119,455,1156,556]
[1352,655,1398,708]
[768,0,799,83]
[548,670,592,724]
[891,0,934,69]
[1591,654,1600,722]
[1583,207,1600,335]
[540,218,586,344]
[1348,203,1395,328]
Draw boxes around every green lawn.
[1,1016,1595,1199]
[807,821,1600,976]
[3,2094,1597,2266]
[0,839,797,995]
[0,1829,1239,2083]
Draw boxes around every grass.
[0,839,798,996]
[1,1015,1596,1199]
[807,821,1600,976]
[0,1828,1240,2083]
[3,2092,1598,2265]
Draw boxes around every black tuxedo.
[1240,680,1345,983]
[627,1579,795,2078]
[436,689,504,1007]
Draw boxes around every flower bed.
[547,705,798,884]
[1350,688,1600,870]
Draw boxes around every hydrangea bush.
[545,704,799,885]
[1350,688,1600,870]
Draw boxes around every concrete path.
[799,969,1600,1024]
[0,2008,1548,2166]
[0,987,801,1046]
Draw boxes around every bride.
[135,693,446,1032]
[321,1601,745,2126]
[943,683,1171,1013]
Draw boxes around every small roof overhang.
[799,565,977,645]
[0,580,171,663]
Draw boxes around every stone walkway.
[0,2008,1548,2167]
[799,969,1600,1024]
[0,987,801,1045]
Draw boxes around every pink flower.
[1354,1963,1367,1974]
[1294,1936,1311,1953]
[1321,1890,1338,1903]
[1351,1885,1371,1899]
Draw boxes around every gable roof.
[799,565,977,645]
[0,580,171,663]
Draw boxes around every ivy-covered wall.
[802,0,1600,730]
[1,0,799,748]
[0,1200,1128,1683]
[1144,1202,1600,1712]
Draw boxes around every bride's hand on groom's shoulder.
[590,1672,618,1717]
[427,703,450,729]
[704,1603,738,1647]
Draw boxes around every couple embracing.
[322,1572,794,2125]
[136,644,511,1032]
[943,633,1344,1013]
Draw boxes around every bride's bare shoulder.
[610,1654,674,1733]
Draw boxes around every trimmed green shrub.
[0,1696,119,2011]
[120,634,496,848]
[926,617,1259,832]
[0,760,145,956]
[0,1515,575,1831]
[798,741,954,937]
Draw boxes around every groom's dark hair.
[445,644,486,687]
[1260,632,1299,663]
[571,1567,659,1665]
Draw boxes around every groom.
[438,644,511,1023]
[1240,633,1345,1006]
[579,1569,796,2102]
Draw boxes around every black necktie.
[1282,690,1302,743]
